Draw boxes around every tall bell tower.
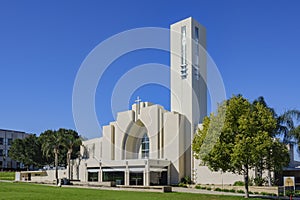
[170,17,207,134]
[170,17,207,180]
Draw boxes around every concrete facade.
[74,103,190,185]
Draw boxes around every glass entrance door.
[129,172,143,185]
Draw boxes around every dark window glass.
[103,171,124,185]
[88,172,98,182]
[141,134,149,159]
[194,26,200,80]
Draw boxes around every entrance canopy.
[100,158,170,175]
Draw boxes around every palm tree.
[254,97,300,142]
[277,109,300,144]
[59,129,82,180]
[40,130,64,185]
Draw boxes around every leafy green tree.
[193,95,289,198]
[9,134,42,170]
[252,97,290,186]
[9,139,25,167]
[254,97,300,144]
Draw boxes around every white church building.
[71,17,245,186]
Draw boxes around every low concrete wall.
[72,181,116,187]
[17,169,67,184]
[118,185,172,193]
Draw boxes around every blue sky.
[0,0,299,138]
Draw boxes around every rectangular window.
[7,138,12,146]
[181,26,187,79]
[88,172,99,182]
[141,134,149,159]
[194,26,200,80]
[194,26,199,67]
[181,26,186,66]
[0,138,3,145]
[0,149,3,156]
[195,27,199,41]
[142,151,148,159]
[103,171,124,185]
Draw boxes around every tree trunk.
[54,148,59,185]
[244,165,249,198]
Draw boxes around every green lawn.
[0,182,270,200]
[0,172,15,180]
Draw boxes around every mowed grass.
[0,182,269,200]
[0,172,15,180]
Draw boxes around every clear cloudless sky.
[0,0,299,138]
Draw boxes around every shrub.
[206,187,212,191]
[229,189,236,193]
[178,183,187,188]
[285,190,294,196]
[0,172,15,181]
[214,188,222,192]
[233,181,244,186]
[294,190,300,197]
[237,190,245,194]
[180,176,192,184]
[253,177,266,186]
[223,189,230,192]
[254,192,259,194]
[195,185,201,189]
[295,190,300,194]
[260,192,277,196]
[201,186,206,190]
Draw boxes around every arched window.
[141,133,149,159]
